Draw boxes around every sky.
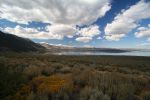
[0,0,150,48]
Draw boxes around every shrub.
[141,91,150,100]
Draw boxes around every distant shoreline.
[1,51,150,57]
[44,51,150,57]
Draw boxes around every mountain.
[40,42,74,53]
[0,31,45,52]
[40,42,130,53]
[40,42,74,49]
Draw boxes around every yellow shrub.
[35,75,73,94]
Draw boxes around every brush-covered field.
[0,53,150,100]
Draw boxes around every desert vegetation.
[0,53,150,100]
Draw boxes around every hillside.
[0,31,45,52]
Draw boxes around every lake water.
[53,51,150,57]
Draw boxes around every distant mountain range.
[1,31,149,53]
[41,42,150,54]
[40,42,131,53]
[0,31,45,52]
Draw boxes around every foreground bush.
[6,70,150,100]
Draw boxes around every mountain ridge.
[0,31,45,52]
[40,42,132,53]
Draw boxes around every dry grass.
[0,53,150,100]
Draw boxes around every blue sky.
[0,0,150,48]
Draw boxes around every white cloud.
[97,37,102,40]
[46,24,77,38]
[137,27,146,31]
[78,25,100,37]
[75,25,101,42]
[54,44,74,48]
[135,25,150,40]
[0,0,110,41]
[40,42,74,47]
[105,1,150,41]
[0,27,3,30]
[1,24,101,41]
[76,37,92,43]
[0,0,111,25]
[83,45,94,48]
[105,34,125,41]
[2,25,64,40]
[136,27,150,38]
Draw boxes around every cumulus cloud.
[46,24,77,38]
[75,25,101,42]
[0,0,110,41]
[78,25,100,37]
[0,0,111,25]
[135,25,150,40]
[1,24,101,42]
[76,37,92,43]
[105,34,125,41]
[1,24,102,41]
[2,25,65,40]
[105,0,150,41]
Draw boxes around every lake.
[53,51,150,57]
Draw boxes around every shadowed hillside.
[0,31,45,52]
